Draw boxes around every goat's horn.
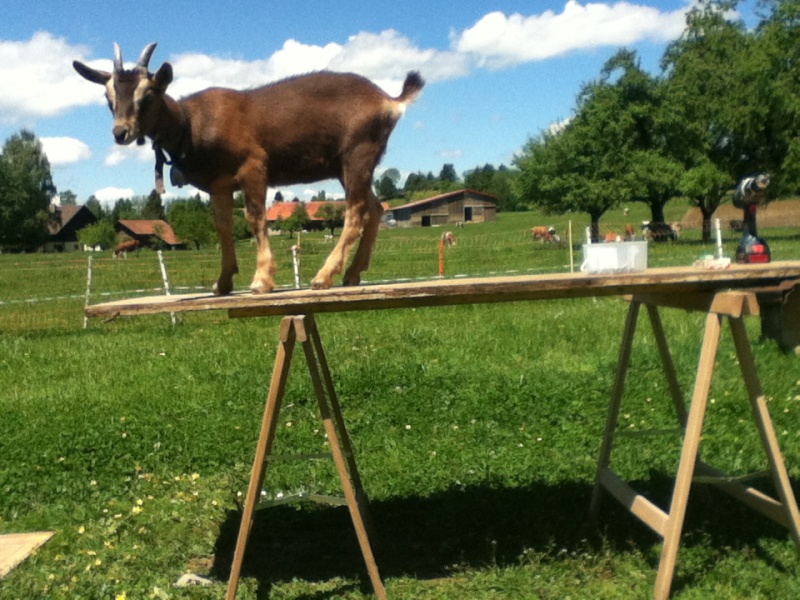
[137,43,157,72]
[113,43,124,72]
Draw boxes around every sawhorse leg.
[226,314,386,600]
[592,292,800,599]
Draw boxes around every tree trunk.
[700,206,714,244]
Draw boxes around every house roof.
[389,189,498,212]
[117,220,182,245]
[265,201,389,221]
[48,205,90,235]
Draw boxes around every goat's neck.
[149,96,191,161]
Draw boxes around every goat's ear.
[73,60,111,85]
[153,62,173,91]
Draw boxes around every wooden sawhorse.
[591,291,800,599]
[225,314,386,600]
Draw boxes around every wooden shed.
[115,220,185,250]
[386,189,497,228]
[43,204,98,252]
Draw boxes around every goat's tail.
[397,71,425,105]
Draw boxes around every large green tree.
[0,130,57,250]
[168,196,214,249]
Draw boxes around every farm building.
[43,204,98,252]
[386,189,497,228]
[115,220,185,250]
[266,201,389,231]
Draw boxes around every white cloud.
[40,136,91,166]
[454,1,688,69]
[104,143,154,166]
[0,32,106,124]
[94,186,135,205]
[0,5,692,127]
[439,149,464,159]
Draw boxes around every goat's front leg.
[343,192,384,286]
[211,191,239,296]
[240,158,275,293]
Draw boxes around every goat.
[441,231,456,247]
[73,43,424,294]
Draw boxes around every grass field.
[3,203,800,599]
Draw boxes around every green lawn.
[2,207,800,599]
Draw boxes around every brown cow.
[531,226,559,243]
[113,239,140,258]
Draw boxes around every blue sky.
[0,1,754,206]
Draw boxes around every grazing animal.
[441,231,456,247]
[113,239,140,258]
[531,226,559,243]
[604,231,621,243]
[641,220,681,242]
[73,43,424,294]
[624,224,636,241]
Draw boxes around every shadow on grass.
[210,473,796,597]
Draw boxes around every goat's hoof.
[311,277,333,290]
[342,274,362,287]
[249,280,274,294]
[213,280,234,296]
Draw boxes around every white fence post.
[291,236,301,289]
[83,255,93,329]
[157,250,177,326]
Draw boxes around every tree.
[274,191,284,203]
[59,190,77,206]
[376,174,398,199]
[167,195,214,249]
[439,163,457,183]
[283,202,310,236]
[77,220,116,249]
[0,130,57,250]
[85,195,105,219]
[679,160,732,243]
[142,189,166,220]
[316,202,346,235]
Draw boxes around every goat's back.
[181,71,413,185]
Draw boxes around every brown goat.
[73,43,424,294]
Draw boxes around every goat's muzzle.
[113,125,134,145]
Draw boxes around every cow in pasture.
[531,226,560,243]
[624,224,636,241]
[641,221,681,242]
[113,239,141,258]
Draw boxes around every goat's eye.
[138,91,155,112]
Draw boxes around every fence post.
[438,239,445,277]
[568,220,574,273]
[157,250,177,326]
[291,238,301,289]
[83,255,93,329]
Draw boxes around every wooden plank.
[84,262,800,319]
[596,468,668,536]
[0,532,54,578]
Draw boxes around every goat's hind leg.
[343,193,383,286]
[311,197,367,290]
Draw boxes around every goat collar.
[152,103,191,194]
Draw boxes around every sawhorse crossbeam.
[225,314,386,600]
[591,291,800,599]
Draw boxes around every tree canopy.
[0,130,57,250]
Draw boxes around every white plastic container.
[580,241,648,274]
